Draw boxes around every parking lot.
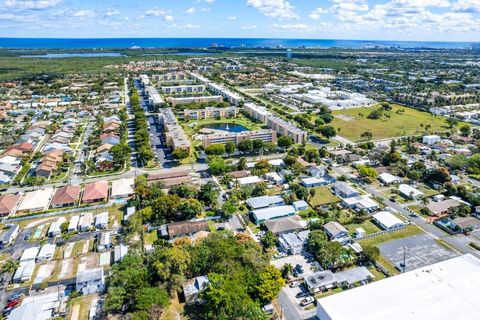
[271,253,320,278]
[379,234,458,272]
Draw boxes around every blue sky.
[1,0,479,41]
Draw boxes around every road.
[277,288,317,320]
[360,182,480,259]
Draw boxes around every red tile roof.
[51,185,81,206]
[82,181,109,202]
[0,194,21,216]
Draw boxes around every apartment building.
[167,95,224,107]
[190,72,243,106]
[244,102,307,144]
[152,72,188,81]
[244,102,272,123]
[184,106,239,120]
[159,108,191,152]
[161,84,205,94]
[145,85,164,107]
[202,129,277,148]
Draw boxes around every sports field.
[332,104,455,141]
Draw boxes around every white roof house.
[36,244,56,262]
[17,188,54,213]
[20,246,40,262]
[422,134,441,145]
[76,267,105,295]
[398,184,424,199]
[48,217,65,237]
[378,172,401,185]
[316,254,480,320]
[343,195,379,212]
[68,215,80,232]
[78,212,93,231]
[110,178,135,199]
[251,205,296,224]
[13,261,35,283]
[373,211,405,230]
[246,195,285,210]
[95,211,109,229]
[236,176,263,186]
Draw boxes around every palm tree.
[2,259,19,274]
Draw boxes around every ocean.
[0,38,477,50]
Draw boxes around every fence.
[356,225,407,241]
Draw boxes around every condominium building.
[161,84,206,94]
[184,107,239,120]
[202,129,277,148]
[244,102,307,144]
[152,72,188,81]
[267,115,308,144]
[244,102,272,123]
[145,85,164,107]
[168,95,224,107]
[139,74,150,86]
[159,108,191,152]
[190,72,243,106]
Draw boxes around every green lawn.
[144,230,158,246]
[345,219,382,235]
[308,186,341,207]
[332,104,458,141]
[359,225,423,247]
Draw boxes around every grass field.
[359,224,423,247]
[345,219,382,235]
[308,186,341,207]
[332,104,456,141]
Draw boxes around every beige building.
[184,107,239,120]
[168,95,224,107]
[202,129,277,148]
[159,108,192,152]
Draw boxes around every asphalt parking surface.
[379,234,458,272]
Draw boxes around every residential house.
[16,188,55,213]
[373,211,405,230]
[36,244,56,262]
[162,221,209,239]
[0,224,19,248]
[110,178,135,199]
[264,215,304,235]
[82,181,109,203]
[324,221,350,244]
[183,276,209,303]
[50,185,81,208]
[378,172,402,185]
[0,194,21,216]
[427,199,461,218]
[251,205,296,224]
[95,212,109,229]
[246,195,285,210]
[48,217,66,237]
[398,184,424,199]
[334,182,360,198]
[76,268,105,295]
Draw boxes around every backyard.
[308,186,341,207]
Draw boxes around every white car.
[300,296,314,307]
[289,281,301,288]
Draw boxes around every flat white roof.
[237,176,262,185]
[379,172,400,184]
[20,246,40,262]
[398,184,424,197]
[317,254,480,320]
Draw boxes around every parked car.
[295,291,311,299]
[289,281,301,288]
[300,297,315,307]
[6,299,21,309]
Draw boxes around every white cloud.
[185,7,196,14]
[205,0,215,3]
[227,15,237,20]
[241,24,257,29]
[145,7,169,17]
[4,0,61,10]
[247,0,299,20]
[273,23,309,30]
[309,7,328,20]
[164,15,174,21]
[105,8,119,17]
[453,0,480,12]
[72,9,95,18]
